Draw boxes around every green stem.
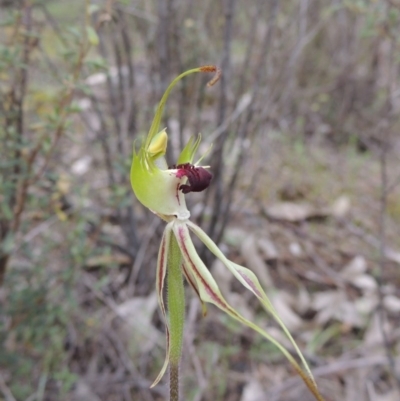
[145,65,219,149]
[167,234,185,401]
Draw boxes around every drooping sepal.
[174,220,325,401]
[177,134,201,165]
[172,221,301,359]
[151,222,173,388]
[186,221,315,383]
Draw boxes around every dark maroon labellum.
[174,163,212,194]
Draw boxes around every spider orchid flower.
[130,66,324,401]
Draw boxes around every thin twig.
[128,215,161,296]
[235,0,264,99]
[113,3,157,23]
[198,0,237,260]
[0,373,17,401]
[377,139,400,390]
[98,26,123,161]
[215,0,279,246]
[118,8,136,138]
[0,2,34,284]
[186,301,208,401]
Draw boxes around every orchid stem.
[167,234,185,401]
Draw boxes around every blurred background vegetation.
[1,0,400,400]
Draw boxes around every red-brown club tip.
[199,65,222,87]
[199,65,217,73]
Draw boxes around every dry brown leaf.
[71,155,92,175]
[363,313,392,347]
[351,275,377,291]
[211,259,233,296]
[56,173,71,195]
[264,202,328,222]
[379,390,400,401]
[240,379,264,401]
[313,290,365,327]
[272,292,303,331]
[289,242,303,257]
[72,380,101,401]
[240,235,273,288]
[257,237,279,261]
[355,294,378,315]
[367,382,399,401]
[340,256,367,279]
[344,372,368,401]
[85,253,131,268]
[212,260,254,320]
[229,292,255,321]
[265,202,314,222]
[386,249,400,265]
[340,256,377,292]
[331,195,351,218]
[383,294,400,314]
[295,286,312,315]
[116,293,161,354]
[223,227,247,245]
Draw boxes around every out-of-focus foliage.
[0,1,105,398]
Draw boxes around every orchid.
[130,66,325,401]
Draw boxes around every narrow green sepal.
[177,134,202,164]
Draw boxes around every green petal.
[151,222,173,388]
